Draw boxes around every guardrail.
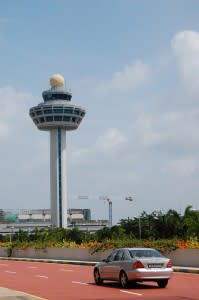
[0,247,199,268]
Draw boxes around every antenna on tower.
[69,80,72,93]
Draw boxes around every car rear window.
[129,249,163,258]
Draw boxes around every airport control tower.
[29,74,86,228]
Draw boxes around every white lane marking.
[5,271,16,274]
[36,275,48,279]
[120,290,143,296]
[0,263,8,266]
[72,281,88,285]
[27,266,38,269]
[60,269,74,272]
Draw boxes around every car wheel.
[94,268,103,285]
[157,279,168,288]
[119,271,128,288]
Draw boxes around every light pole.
[133,216,142,240]
[125,196,142,239]
[138,217,141,240]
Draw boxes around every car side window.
[129,250,136,258]
[106,252,116,262]
[123,250,130,260]
[114,250,124,261]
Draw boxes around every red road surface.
[0,259,198,300]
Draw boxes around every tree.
[182,205,199,238]
[0,209,5,223]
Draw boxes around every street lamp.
[125,196,142,240]
[138,217,141,240]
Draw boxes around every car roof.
[116,248,156,251]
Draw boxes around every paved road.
[0,259,198,299]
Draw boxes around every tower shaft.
[50,129,67,227]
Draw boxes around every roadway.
[0,259,198,300]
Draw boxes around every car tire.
[157,279,168,288]
[119,271,128,288]
[94,268,103,285]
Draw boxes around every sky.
[1,0,199,224]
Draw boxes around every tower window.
[39,117,45,123]
[43,93,72,101]
[63,116,70,122]
[64,108,73,114]
[44,108,53,114]
[53,107,63,114]
[36,110,42,115]
[54,116,62,121]
[74,110,80,115]
[46,116,53,122]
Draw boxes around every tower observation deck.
[29,74,86,228]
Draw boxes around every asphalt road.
[0,259,198,300]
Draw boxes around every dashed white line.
[36,275,48,279]
[120,290,143,296]
[72,281,88,285]
[5,271,16,274]
[60,269,74,272]
[0,263,8,266]
[27,266,38,269]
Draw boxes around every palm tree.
[182,205,199,239]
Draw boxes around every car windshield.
[129,249,163,258]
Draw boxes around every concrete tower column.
[50,129,58,227]
[50,129,67,228]
[60,129,67,228]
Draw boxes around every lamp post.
[138,217,141,240]
[125,196,142,240]
[9,226,14,243]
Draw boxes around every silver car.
[93,247,173,288]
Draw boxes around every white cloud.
[133,110,199,149]
[96,60,150,92]
[95,128,127,152]
[171,30,199,95]
[0,123,11,138]
[70,128,128,164]
[162,159,196,177]
[0,86,34,139]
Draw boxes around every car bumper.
[127,268,173,281]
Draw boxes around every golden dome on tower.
[50,74,65,88]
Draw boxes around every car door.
[110,250,125,280]
[100,251,117,279]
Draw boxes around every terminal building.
[0,208,108,234]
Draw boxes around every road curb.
[173,266,199,274]
[0,256,97,266]
[1,257,199,273]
